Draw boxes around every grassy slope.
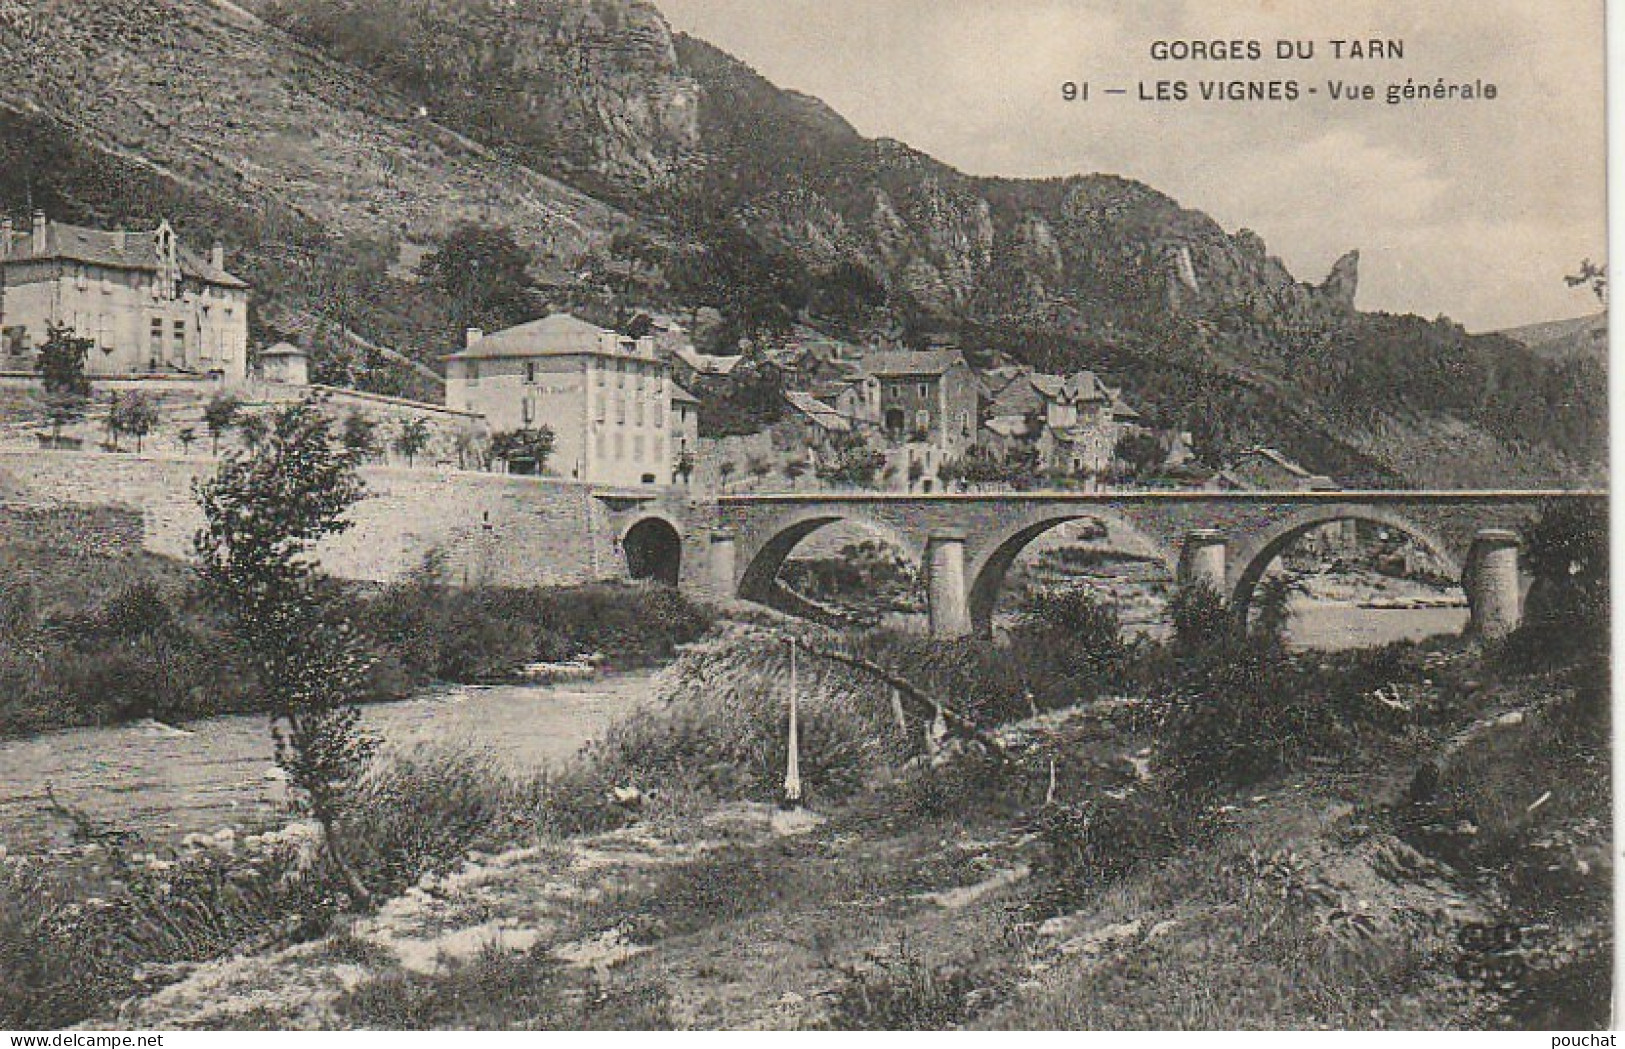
[84,639,1609,1031]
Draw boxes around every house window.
[525,361,536,384]
[522,397,535,424]
[596,362,606,386]
[613,432,624,460]
[634,400,645,426]
[149,318,163,356]
[633,434,645,460]
[595,391,606,423]
[595,432,606,460]
[172,319,186,352]
[917,383,927,398]
[466,362,481,387]
[653,401,663,428]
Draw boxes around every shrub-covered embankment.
[0,543,712,737]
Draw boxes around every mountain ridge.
[0,0,1604,488]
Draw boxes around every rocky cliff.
[251,0,700,195]
[0,0,1602,486]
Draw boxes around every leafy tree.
[453,425,488,471]
[36,325,93,444]
[746,453,773,486]
[488,427,555,475]
[177,426,198,455]
[203,391,242,455]
[392,417,432,467]
[815,433,887,488]
[193,398,376,908]
[103,390,124,451]
[1566,259,1608,305]
[1014,587,1126,680]
[718,460,737,489]
[1249,574,1303,649]
[1113,431,1165,480]
[940,445,1041,489]
[416,223,535,332]
[113,390,160,453]
[340,410,379,460]
[237,412,270,448]
[695,362,786,438]
[1511,499,1609,678]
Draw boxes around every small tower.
[258,342,309,386]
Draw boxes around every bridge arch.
[1227,505,1463,624]
[736,508,920,605]
[966,508,1180,638]
[621,514,684,587]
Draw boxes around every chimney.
[465,327,484,348]
[211,240,225,272]
[30,211,46,255]
[0,218,11,260]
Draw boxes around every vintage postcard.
[0,0,1609,1035]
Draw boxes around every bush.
[1168,582,1233,655]
[0,579,260,735]
[339,743,555,895]
[822,938,999,1030]
[580,633,911,807]
[1011,587,1125,679]
[1032,788,1215,913]
[1503,499,1608,678]
[357,576,713,688]
[1153,645,1347,791]
[0,834,339,1028]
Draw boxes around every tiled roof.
[445,313,645,361]
[783,390,851,432]
[984,414,1034,438]
[673,346,743,375]
[1029,370,1111,402]
[1,219,247,288]
[856,349,965,379]
[671,383,702,405]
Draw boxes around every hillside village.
[0,209,1346,497]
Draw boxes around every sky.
[656,0,1608,332]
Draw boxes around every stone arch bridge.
[600,489,1604,641]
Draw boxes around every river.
[0,602,1469,854]
[0,670,661,854]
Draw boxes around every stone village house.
[444,313,699,487]
[983,367,1142,480]
[0,213,249,382]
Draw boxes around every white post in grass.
[783,636,803,808]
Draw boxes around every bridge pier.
[709,529,737,601]
[926,530,972,638]
[1179,529,1228,596]
[1468,529,1522,640]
